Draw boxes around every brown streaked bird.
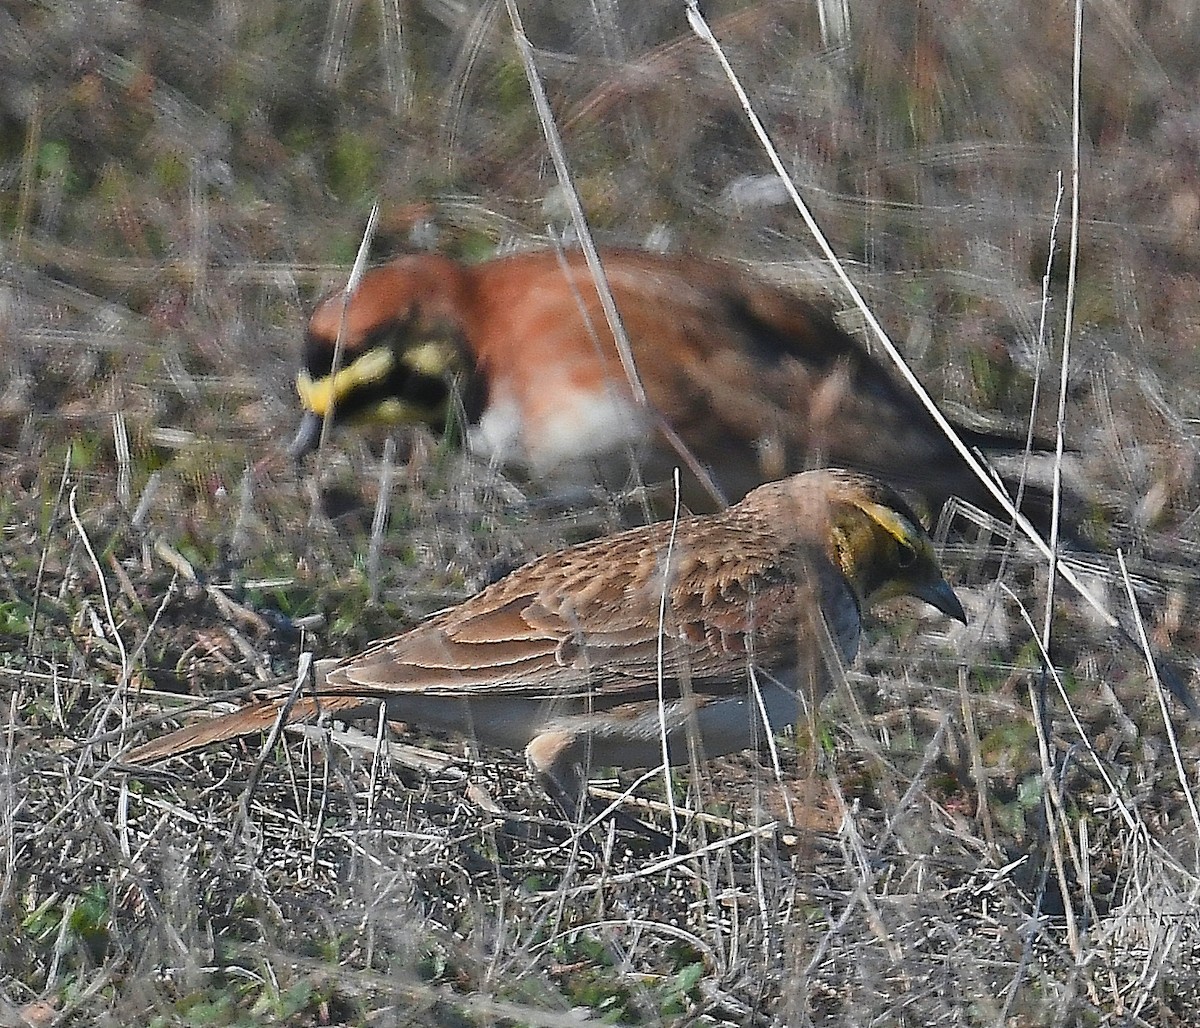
[288,246,1056,522]
[127,470,966,808]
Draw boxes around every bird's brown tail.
[125,695,384,764]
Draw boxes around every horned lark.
[128,470,966,806]
[288,246,1055,522]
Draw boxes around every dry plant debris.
[3,1,1200,1024]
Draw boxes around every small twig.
[122,571,179,695]
[367,436,396,605]
[69,488,130,690]
[1116,551,1200,840]
[366,702,387,832]
[1019,1,1087,967]
[238,652,316,829]
[655,468,684,844]
[130,470,162,530]
[958,665,996,852]
[1001,588,1131,825]
[550,819,785,892]
[1042,0,1085,649]
[313,200,380,464]
[152,538,271,637]
[504,0,644,406]
[231,464,255,557]
[112,411,132,510]
[27,450,73,652]
[13,84,41,257]
[303,201,382,529]
[983,175,1065,624]
[0,691,18,912]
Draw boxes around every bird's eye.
[895,540,917,569]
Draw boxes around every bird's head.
[288,257,476,458]
[823,470,966,622]
[765,469,966,623]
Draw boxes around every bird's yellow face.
[296,346,397,421]
[829,484,966,622]
[295,340,458,425]
[289,323,466,458]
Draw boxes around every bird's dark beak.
[914,577,967,624]
[287,411,323,460]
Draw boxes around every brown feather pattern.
[126,471,965,803]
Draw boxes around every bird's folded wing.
[330,535,849,704]
[124,505,854,763]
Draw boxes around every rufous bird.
[128,469,967,809]
[288,246,1058,524]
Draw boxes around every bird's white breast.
[468,385,650,481]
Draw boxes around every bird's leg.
[527,730,679,851]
